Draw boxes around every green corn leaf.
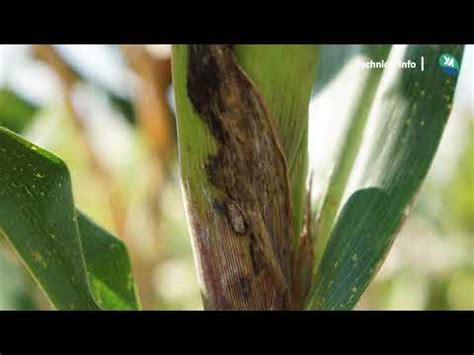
[0,127,140,310]
[77,211,140,310]
[312,45,391,272]
[307,44,464,310]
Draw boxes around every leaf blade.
[0,127,139,310]
[78,211,141,310]
[307,44,464,309]
[312,45,391,271]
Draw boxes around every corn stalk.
[172,45,317,309]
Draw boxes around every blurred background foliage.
[0,45,472,310]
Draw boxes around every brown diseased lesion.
[186,45,293,309]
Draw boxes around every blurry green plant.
[0,87,39,133]
[0,44,464,310]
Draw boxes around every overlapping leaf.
[307,45,464,309]
[0,127,140,310]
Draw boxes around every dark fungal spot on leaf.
[240,276,252,299]
[249,233,264,274]
[186,45,293,308]
[187,45,227,144]
[223,271,253,303]
[213,199,247,234]
[212,200,227,215]
[227,203,247,235]
[205,153,222,188]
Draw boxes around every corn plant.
[0,44,464,310]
